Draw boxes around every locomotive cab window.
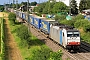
[67,32,73,37]
[67,31,79,37]
[73,32,79,37]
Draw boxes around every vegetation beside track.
[0,17,5,60]
[8,12,62,60]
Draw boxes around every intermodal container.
[22,13,26,20]
[40,19,57,34]
[30,15,44,29]
[33,17,41,29]
[29,14,34,25]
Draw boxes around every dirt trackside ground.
[0,12,22,60]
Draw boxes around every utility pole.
[9,0,10,8]
[27,0,29,13]
[4,3,6,11]
[39,0,40,3]
[69,0,71,15]
[13,0,15,9]
[16,0,18,10]
[27,0,29,22]
[16,0,18,18]
[27,0,30,32]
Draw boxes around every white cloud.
[56,0,81,6]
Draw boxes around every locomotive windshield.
[67,31,79,37]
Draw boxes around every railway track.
[77,41,90,60]
[81,41,90,52]
[18,17,90,60]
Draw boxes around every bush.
[8,12,16,24]
[15,25,31,40]
[55,15,66,21]
[48,50,62,60]
[81,32,90,43]
[26,47,62,60]
[74,19,88,28]
[60,20,75,27]
[35,13,42,17]
[83,23,90,32]
[14,25,31,48]
[29,46,52,60]
[19,39,28,48]
[74,14,84,20]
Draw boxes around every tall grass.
[0,18,5,60]
[9,20,62,60]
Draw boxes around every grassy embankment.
[8,18,62,60]
[0,17,5,60]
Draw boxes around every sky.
[0,0,80,6]
[0,0,48,5]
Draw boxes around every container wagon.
[40,19,58,35]
[31,15,45,29]
[29,14,34,25]
[22,12,26,21]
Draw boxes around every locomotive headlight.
[77,42,80,45]
[67,42,70,45]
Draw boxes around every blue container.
[33,17,41,29]
[40,19,57,34]
[29,15,34,25]
[22,13,26,20]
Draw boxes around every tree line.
[2,0,90,15]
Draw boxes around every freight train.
[10,9,80,50]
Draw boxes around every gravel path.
[0,12,23,60]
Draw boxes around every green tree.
[70,0,78,15]
[33,7,38,12]
[60,20,75,27]
[0,5,4,11]
[79,0,88,12]
[31,1,37,6]
[21,2,27,6]
[55,15,66,21]
[43,2,55,14]
[53,2,67,14]
[34,1,67,14]
[8,12,16,24]
[86,0,90,9]
[34,2,46,13]
[74,14,84,20]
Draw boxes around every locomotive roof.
[52,23,74,30]
[53,23,73,27]
[29,14,45,19]
[67,29,79,32]
[29,14,56,21]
